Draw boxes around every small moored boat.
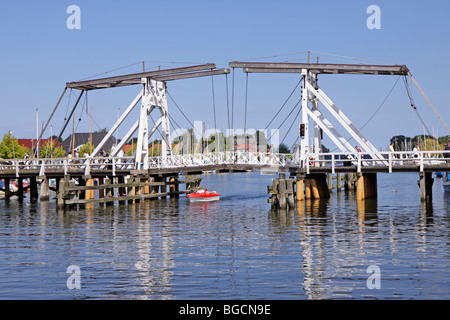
[187,188,220,202]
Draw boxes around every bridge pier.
[270,173,330,210]
[356,173,377,201]
[38,177,49,201]
[17,179,24,200]
[295,174,329,201]
[307,174,330,200]
[296,175,305,201]
[169,176,180,198]
[419,172,433,201]
[3,178,11,200]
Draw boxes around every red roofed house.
[17,139,60,150]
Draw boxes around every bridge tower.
[40,64,229,170]
[229,62,410,166]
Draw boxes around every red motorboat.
[187,188,220,202]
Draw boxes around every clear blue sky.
[0,0,449,151]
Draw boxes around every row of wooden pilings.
[268,172,377,210]
[56,174,202,209]
[1,174,202,209]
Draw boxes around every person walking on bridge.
[413,144,420,165]
[389,142,397,165]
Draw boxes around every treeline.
[0,132,65,159]
[390,134,449,151]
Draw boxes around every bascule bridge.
[1,60,449,208]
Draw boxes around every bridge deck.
[1,151,449,180]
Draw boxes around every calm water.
[0,172,449,300]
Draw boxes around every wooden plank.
[153,68,230,82]
[66,64,217,90]
[63,179,200,191]
[230,61,409,75]
[65,191,188,205]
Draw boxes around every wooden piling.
[287,178,295,208]
[345,173,356,191]
[4,178,11,200]
[118,176,126,204]
[419,172,433,201]
[318,175,330,198]
[18,178,24,200]
[152,177,161,199]
[305,178,312,199]
[337,173,343,190]
[78,178,86,200]
[85,178,95,200]
[279,174,287,210]
[267,173,296,210]
[327,174,333,191]
[169,176,179,198]
[98,177,105,200]
[296,178,304,201]
[126,177,135,204]
[356,173,377,200]
[310,178,320,199]
[57,181,66,209]
[303,174,330,200]
[37,177,48,201]
[104,177,113,206]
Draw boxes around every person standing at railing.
[412,144,420,165]
[389,142,397,165]
[445,142,450,163]
[389,142,395,153]
[23,153,30,169]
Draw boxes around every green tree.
[148,141,161,156]
[126,143,137,156]
[0,132,30,159]
[78,142,95,156]
[39,140,66,158]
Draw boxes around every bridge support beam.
[356,173,377,200]
[85,178,95,200]
[3,178,11,200]
[419,172,433,201]
[38,177,48,201]
[169,176,180,198]
[296,175,305,201]
[304,174,330,200]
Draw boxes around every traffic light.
[299,123,305,137]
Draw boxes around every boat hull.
[187,195,220,202]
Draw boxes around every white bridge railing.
[0,150,449,177]
[147,151,295,168]
[304,150,449,174]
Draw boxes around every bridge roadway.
[1,151,449,180]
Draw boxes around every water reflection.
[266,186,448,300]
[1,172,449,299]
[133,205,175,300]
[356,199,378,226]
[187,201,219,213]
[444,192,450,214]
